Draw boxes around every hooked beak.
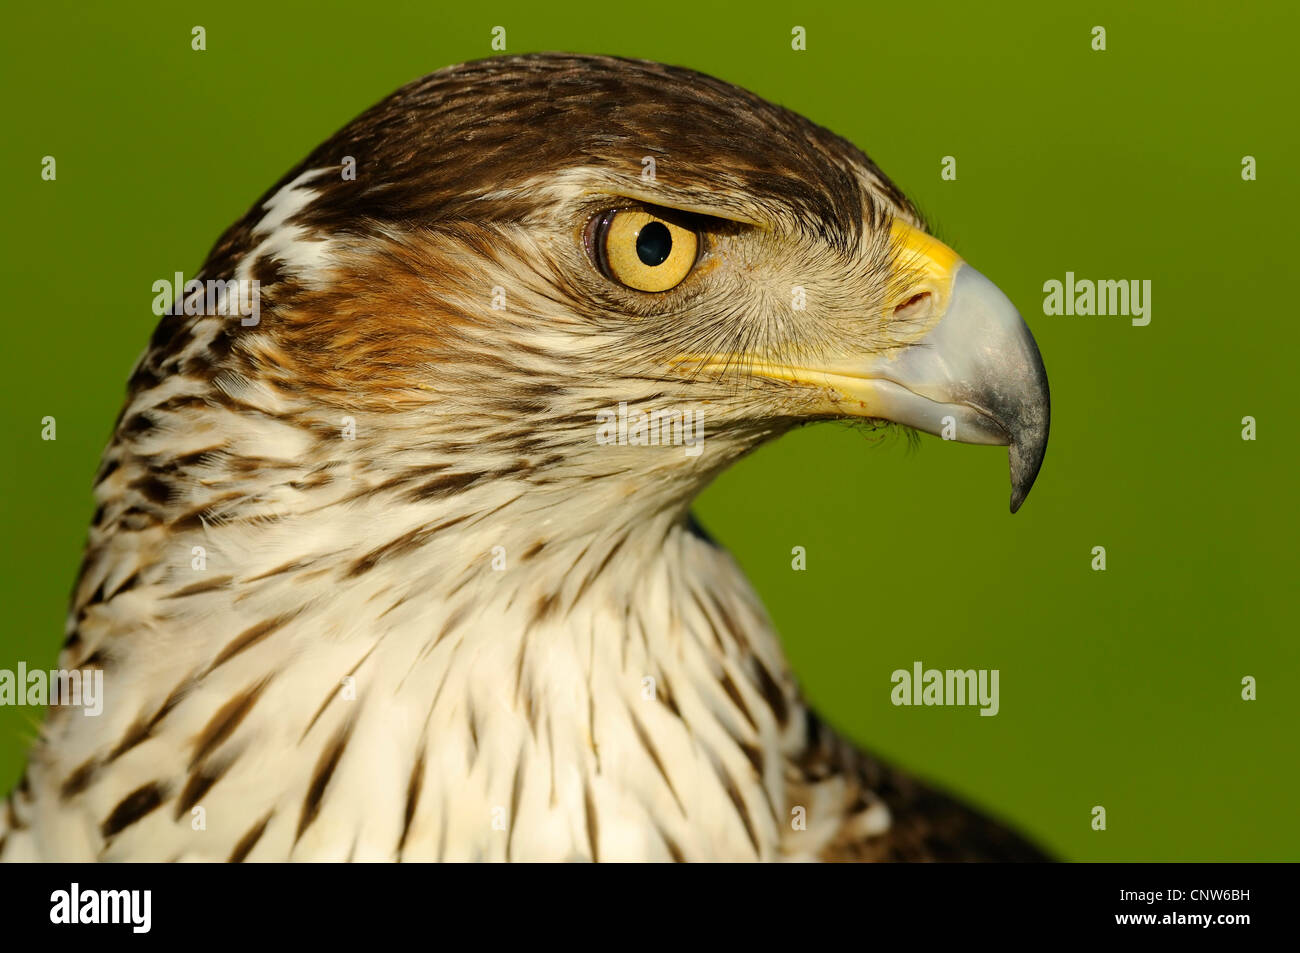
[827,222,1050,512]
[684,221,1050,512]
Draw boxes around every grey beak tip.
[1007,423,1049,515]
[1005,338,1050,515]
[1008,452,1035,513]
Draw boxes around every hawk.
[1,53,1049,862]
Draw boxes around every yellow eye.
[592,209,699,292]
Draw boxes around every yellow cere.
[889,220,962,283]
[888,220,964,316]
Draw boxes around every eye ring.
[589,209,700,292]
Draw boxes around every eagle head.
[175,52,1047,532]
[12,54,1054,863]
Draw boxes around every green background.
[2,1,1295,861]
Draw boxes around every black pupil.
[636,221,672,266]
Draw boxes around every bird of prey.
[1,53,1049,862]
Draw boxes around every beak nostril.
[893,291,932,320]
